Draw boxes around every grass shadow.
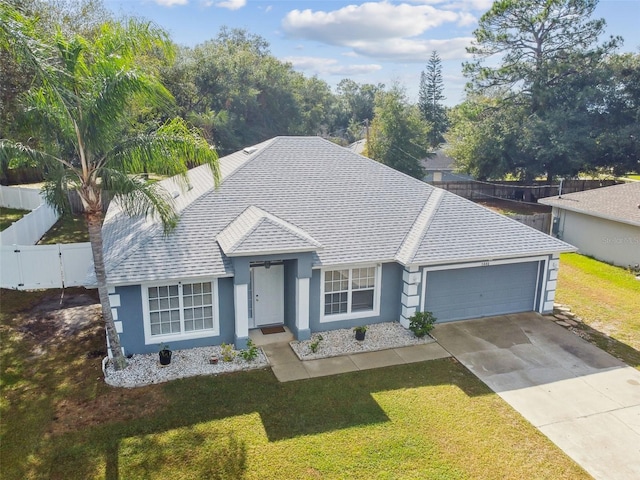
[569,321,640,369]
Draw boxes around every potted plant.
[354,325,368,341]
[158,343,172,365]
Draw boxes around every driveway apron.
[434,313,640,480]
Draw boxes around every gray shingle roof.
[101,136,573,284]
[420,149,456,171]
[539,182,640,227]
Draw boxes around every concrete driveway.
[434,313,640,480]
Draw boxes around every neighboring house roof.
[346,138,366,155]
[539,182,640,227]
[421,149,456,172]
[101,136,573,285]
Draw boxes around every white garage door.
[423,262,540,322]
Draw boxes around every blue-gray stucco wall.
[115,277,236,355]
[308,262,402,332]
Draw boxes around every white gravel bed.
[290,322,434,360]
[103,345,269,388]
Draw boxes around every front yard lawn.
[0,288,588,480]
[557,253,640,368]
[0,206,30,231]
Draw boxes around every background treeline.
[2,0,639,182]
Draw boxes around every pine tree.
[418,51,447,148]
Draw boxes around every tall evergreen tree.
[449,0,621,181]
[418,51,447,148]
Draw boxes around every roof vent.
[172,191,180,199]
[243,146,258,155]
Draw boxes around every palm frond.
[100,168,178,233]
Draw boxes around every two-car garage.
[421,260,543,322]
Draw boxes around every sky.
[104,0,640,106]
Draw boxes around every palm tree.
[0,5,219,370]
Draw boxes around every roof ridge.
[395,188,445,265]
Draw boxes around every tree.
[0,5,219,369]
[418,51,447,148]
[365,85,430,179]
[453,0,621,180]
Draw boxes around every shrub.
[239,339,259,361]
[220,343,237,362]
[408,311,436,338]
[309,335,323,353]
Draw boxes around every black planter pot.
[159,349,172,365]
[355,330,366,341]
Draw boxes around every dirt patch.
[475,199,551,216]
[17,292,101,347]
[50,385,168,436]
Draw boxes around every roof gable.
[217,205,322,256]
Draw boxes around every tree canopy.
[450,0,632,181]
[366,85,430,179]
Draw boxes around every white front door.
[252,265,284,327]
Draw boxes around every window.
[322,266,379,321]
[143,280,218,343]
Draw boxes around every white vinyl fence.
[0,185,59,245]
[0,184,43,210]
[1,185,93,290]
[0,243,93,289]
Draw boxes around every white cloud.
[282,2,458,45]
[215,0,246,10]
[351,36,473,62]
[284,56,382,76]
[153,0,188,6]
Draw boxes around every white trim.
[420,256,549,313]
[296,277,310,332]
[320,263,381,323]
[538,257,550,313]
[141,278,220,345]
[234,283,249,340]
[533,261,541,313]
[108,294,121,308]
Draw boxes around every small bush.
[309,335,323,353]
[239,339,259,361]
[408,311,436,338]
[220,343,237,362]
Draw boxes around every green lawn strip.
[0,206,30,231]
[38,214,89,244]
[557,253,640,368]
[2,289,588,479]
[38,364,588,480]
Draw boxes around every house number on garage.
[481,261,491,267]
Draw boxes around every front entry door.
[252,265,284,327]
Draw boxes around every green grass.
[0,206,30,231]
[557,253,640,368]
[623,174,640,181]
[38,214,89,244]
[0,289,588,480]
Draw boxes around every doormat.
[261,326,286,335]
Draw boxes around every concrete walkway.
[252,329,450,382]
[434,313,640,480]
